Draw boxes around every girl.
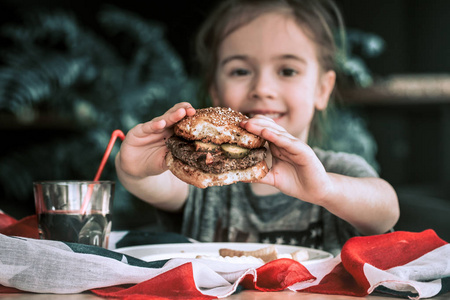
[115,0,399,255]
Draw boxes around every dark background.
[2,0,450,75]
[1,0,449,239]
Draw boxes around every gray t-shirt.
[181,148,379,256]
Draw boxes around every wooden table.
[1,291,449,299]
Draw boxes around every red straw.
[93,130,126,181]
[80,130,125,215]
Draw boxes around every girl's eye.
[279,68,298,77]
[230,68,250,76]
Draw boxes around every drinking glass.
[33,180,114,248]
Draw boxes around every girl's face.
[210,12,336,142]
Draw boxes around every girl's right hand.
[117,102,196,179]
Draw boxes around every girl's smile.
[243,110,286,123]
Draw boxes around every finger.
[254,169,275,185]
[261,128,313,165]
[153,102,195,125]
[168,102,195,114]
[241,120,289,140]
[259,127,297,147]
[164,102,196,126]
[267,143,285,160]
[268,143,298,166]
[241,115,286,134]
[137,119,168,136]
[140,103,196,135]
[242,118,297,145]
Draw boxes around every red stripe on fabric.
[241,258,314,292]
[0,213,17,230]
[0,285,23,293]
[341,229,447,295]
[303,262,368,296]
[0,215,39,239]
[342,229,447,281]
[91,262,215,300]
[304,230,447,297]
[342,230,447,272]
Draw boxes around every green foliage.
[0,6,196,227]
[336,29,386,88]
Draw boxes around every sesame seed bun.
[173,107,266,148]
[166,107,268,188]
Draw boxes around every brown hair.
[194,0,346,144]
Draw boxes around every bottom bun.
[165,151,269,189]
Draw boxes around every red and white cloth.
[1,213,449,299]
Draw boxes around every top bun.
[173,107,266,149]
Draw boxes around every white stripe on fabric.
[364,244,450,298]
[362,244,450,299]
[387,244,450,282]
[166,257,262,297]
[1,234,182,293]
[1,234,264,297]
[121,255,128,264]
[364,263,442,299]
[287,255,342,291]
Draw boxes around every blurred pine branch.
[0,6,196,228]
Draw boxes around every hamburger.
[165,107,269,188]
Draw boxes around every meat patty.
[166,136,266,174]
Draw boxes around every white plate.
[115,242,333,265]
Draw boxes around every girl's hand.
[118,102,196,179]
[242,115,399,235]
[241,115,333,205]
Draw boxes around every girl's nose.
[249,72,277,100]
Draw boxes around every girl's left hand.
[241,115,334,205]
